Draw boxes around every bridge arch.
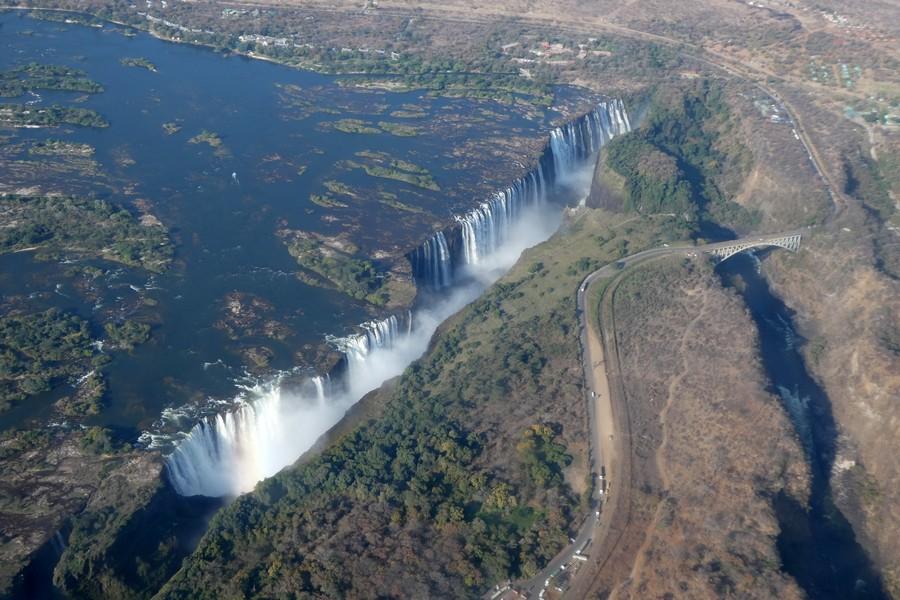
[703,234,802,261]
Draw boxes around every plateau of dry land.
[571,257,809,599]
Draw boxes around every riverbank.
[720,252,889,599]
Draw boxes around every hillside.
[764,214,900,596]
[588,79,831,235]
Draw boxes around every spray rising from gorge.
[164,99,631,497]
[410,99,629,290]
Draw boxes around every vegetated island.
[0,104,109,128]
[278,228,414,308]
[0,63,103,97]
[377,190,424,213]
[331,118,382,135]
[120,57,158,72]
[377,120,420,136]
[307,179,359,209]
[0,308,101,415]
[188,129,229,157]
[0,308,152,418]
[0,194,172,271]
[343,150,440,191]
[28,139,95,157]
[308,193,348,209]
[328,119,421,137]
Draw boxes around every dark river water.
[719,252,886,600]
[0,13,575,437]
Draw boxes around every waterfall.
[165,313,411,497]
[408,231,453,290]
[410,98,631,288]
[328,312,413,370]
[312,375,328,400]
[457,171,545,265]
[549,98,630,180]
[164,99,631,497]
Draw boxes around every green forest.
[0,62,104,97]
[601,81,760,233]
[0,195,172,271]
[0,104,109,128]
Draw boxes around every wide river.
[0,12,588,440]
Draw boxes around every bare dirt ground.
[573,257,809,599]
[584,290,616,509]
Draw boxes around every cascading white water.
[549,98,630,177]
[165,375,339,498]
[166,315,410,498]
[417,98,631,279]
[457,172,544,265]
[164,98,632,497]
[411,231,453,290]
[329,313,412,369]
[312,375,326,400]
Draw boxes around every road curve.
[517,230,804,599]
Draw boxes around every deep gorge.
[165,100,632,498]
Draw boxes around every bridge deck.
[703,233,802,261]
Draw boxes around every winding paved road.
[518,230,805,599]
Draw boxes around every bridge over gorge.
[519,228,807,598]
[702,232,803,261]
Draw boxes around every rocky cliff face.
[53,457,221,600]
[764,207,900,597]
[0,432,162,597]
[0,430,221,600]
[586,149,626,211]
